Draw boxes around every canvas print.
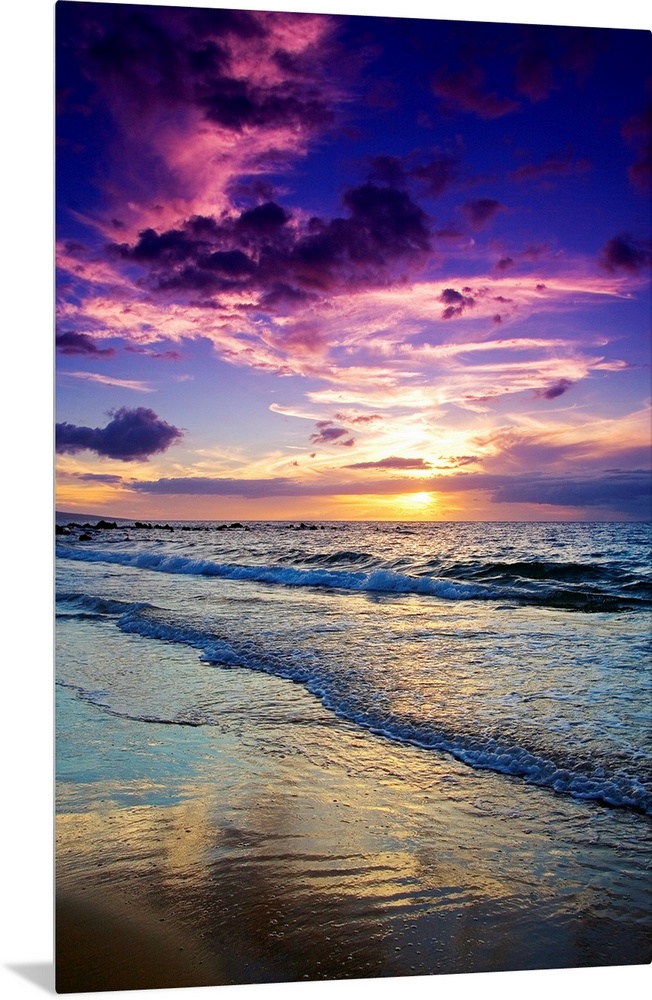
[55,1,651,994]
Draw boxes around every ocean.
[55,517,652,984]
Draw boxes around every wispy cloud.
[63,371,155,392]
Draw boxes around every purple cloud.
[310,421,355,448]
[600,234,652,274]
[130,476,299,498]
[496,257,515,272]
[56,407,183,461]
[111,183,430,300]
[461,198,504,230]
[411,153,462,198]
[433,66,519,120]
[514,42,556,102]
[128,469,651,518]
[56,331,115,357]
[536,378,574,400]
[487,470,651,515]
[75,472,123,484]
[344,456,432,470]
[424,469,651,517]
[510,151,591,183]
[439,287,476,319]
[622,101,651,193]
[368,155,407,188]
[76,2,334,138]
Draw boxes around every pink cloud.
[68,7,343,240]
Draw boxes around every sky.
[54,0,652,521]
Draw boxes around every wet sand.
[56,887,224,993]
[55,667,652,994]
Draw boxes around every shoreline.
[55,666,652,993]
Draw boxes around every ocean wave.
[61,596,652,815]
[55,543,649,611]
[56,545,496,601]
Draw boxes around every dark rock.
[95,520,117,530]
[79,532,92,541]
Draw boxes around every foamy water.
[56,519,652,814]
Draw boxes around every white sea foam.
[56,544,495,601]
[55,521,652,815]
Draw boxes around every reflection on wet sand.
[56,694,652,992]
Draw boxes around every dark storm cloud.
[56,407,183,461]
[461,198,503,230]
[56,331,115,357]
[599,234,652,274]
[344,456,432,470]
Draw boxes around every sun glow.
[409,492,434,506]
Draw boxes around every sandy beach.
[55,655,652,993]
